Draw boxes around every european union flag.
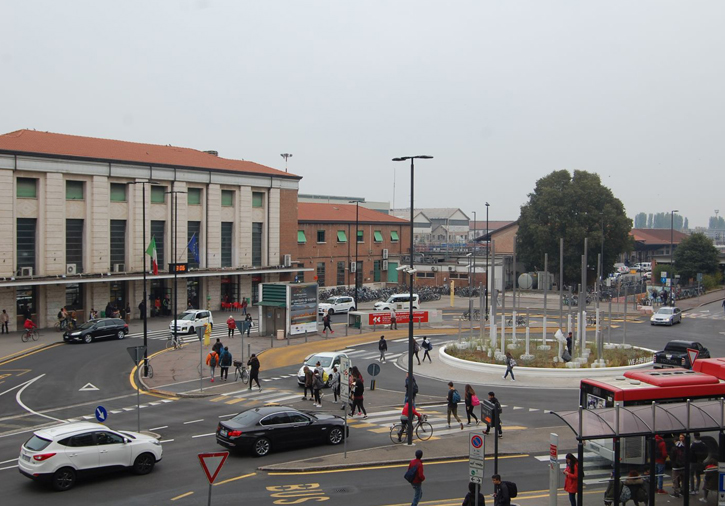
[188,233,200,264]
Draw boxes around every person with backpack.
[212,338,223,356]
[312,370,324,407]
[405,449,425,506]
[446,381,464,430]
[464,384,480,425]
[491,474,515,506]
[378,335,388,363]
[485,391,503,438]
[563,453,579,506]
[219,346,232,381]
[205,350,219,382]
[503,351,516,381]
[670,433,686,498]
[690,432,709,495]
[247,353,261,391]
[422,337,433,363]
[462,482,485,506]
[413,339,421,366]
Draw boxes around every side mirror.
[124,438,132,444]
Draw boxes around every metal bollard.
[248,343,251,358]
[270,335,274,348]
[287,333,290,346]
[345,325,348,336]
[305,330,308,343]
[418,318,421,330]
[373,323,376,333]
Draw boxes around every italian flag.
[146,236,159,275]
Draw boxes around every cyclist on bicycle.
[24,316,37,334]
[57,307,69,330]
[397,403,423,441]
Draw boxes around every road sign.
[481,399,496,426]
[549,433,560,504]
[661,277,667,284]
[367,363,381,377]
[95,405,108,422]
[718,462,725,506]
[126,346,147,366]
[198,451,229,484]
[368,311,429,325]
[688,348,700,366]
[339,356,351,400]
[196,326,205,341]
[469,432,485,484]
[469,433,485,460]
[697,273,703,282]
[661,271,668,279]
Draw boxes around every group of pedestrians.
[205,337,260,389]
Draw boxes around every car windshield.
[656,308,674,315]
[77,321,96,330]
[231,410,263,426]
[305,355,333,367]
[176,313,196,321]
[24,435,51,451]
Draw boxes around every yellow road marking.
[225,398,247,404]
[171,491,194,501]
[213,472,256,486]
[209,396,228,402]
[128,348,179,400]
[370,427,393,433]
[0,342,64,366]
[372,486,603,505]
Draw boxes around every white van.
[374,294,420,311]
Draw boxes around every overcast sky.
[2,1,723,228]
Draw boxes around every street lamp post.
[670,209,679,306]
[471,211,477,290]
[127,180,159,376]
[167,189,187,347]
[393,155,432,445]
[485,202,490,318]
[349,201,360,311]
[280,153,292,172]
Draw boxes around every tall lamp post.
[127,180,159,376]
[485,202,490,317]
[349,201,360,310]
[167,189,187,348]
[471,211,477,290]
[393,155,433,445]
[670,209,678,306]
[280,153,293,172]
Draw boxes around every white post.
[549,433,559,506]
[512,311,517,345]
[542,315,548,346]
[500,314,506,354]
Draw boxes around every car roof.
[34,421,109,439]
[307,352,343,358]
[242,405,299,416]
[666,340,700,347]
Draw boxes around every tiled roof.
[470,220,514,231]
[391,208,467,220]
[631,228,688,245]
[299,203,408,224]
[0,129,298,179]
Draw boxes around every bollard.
[248,343,251,358]
[305,330,308,343]
[287,333,290,346]
[418,318,421,330]
[458,319,462,341]
[271,335,274,348]
[373,323,377,333]
[359,325,362,334]
[512,311,517,345]
[345,324,348,337]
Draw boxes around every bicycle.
[21,328,39,342]
[53,319,76,333]
[390,414,433,444]
[137,358,154,380]
[166,334,185,350]
[234,360,249,383]
[460,309,481,321]
[505,315,527,327]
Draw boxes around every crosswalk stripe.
[209,396,228,402]
[225,398,246,404]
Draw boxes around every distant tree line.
[633,212,688,230]
[708,216,725,230]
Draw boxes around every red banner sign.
[368,311,428,325]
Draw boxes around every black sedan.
[63,318,129,343]
[216,406,347,457]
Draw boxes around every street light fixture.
[392,155,433,446]
[670,209,679,306]
[127,180,160,376]
[349,201,360,311]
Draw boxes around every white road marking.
[0,458,18,465]
[218,414,236,418]
[110,410,123,414]
[184,419,204,424]
[149,426,168,431]
[0,465,18,471]
[159,439,175,443]
[192,433,215,438]
[15,374,64,422]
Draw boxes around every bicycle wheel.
[416,421,434,441]
[31,330,39,341]
[242,369,250,384]
[390,423,406,444]
[138,362,153,379]
[21,332,29,343]
[165,338,174,350]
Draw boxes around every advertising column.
[289,283,318,335]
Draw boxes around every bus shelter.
[553,400,725,506]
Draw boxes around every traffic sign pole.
[198,451,229,506]
[340,356,351,459]
[469,432,485,506]
[549,433,559,506]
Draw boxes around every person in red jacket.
[407,449,425,506]
[226,315,236,337]
[655,434,667,493]
[397,403,423,441]
[563,453,578,506]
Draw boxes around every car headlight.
[71,331,81,336]
[151,440,161,446]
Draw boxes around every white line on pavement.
[149,426,168,431]
[183,419,204,424]
[0,465,18,471]
[15,374,65,423]
[191,433,215,438]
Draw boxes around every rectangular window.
[188,188,201,205]
[297,230,306,244]
[187,221,201,269]
[317,230,325,243]
[337,231,347,243]
[357,230,364,243]
[316,262,326,286]
[252,192,264,208]
[66,284,82,311]
[66,180,84,200]
[374,231,383,243]
[150,221,165,269]
[151,186,166,204]
[17,218,36,271]
[221,190,234,207]
[16,178,37,198]
[66,219,84,273]
[252,222,263,267]
[391,230,399,242]
[373,260,381,282]
[337,261,346,285]
[110,220,126,267]
[221,222,233,268]
[110,183,126,202]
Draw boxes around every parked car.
[296,352,350,386]
[169,309,213,334]
[654,340,710,369]
[216,406,347,457]
[650,306,682,326]
[18,421,162,491]
[63,318,129,343]
[318,296,356,315]
[373,293,420,311]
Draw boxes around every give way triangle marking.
[198,452,229,484]
[687,348,700,366]
[79,383,99,391]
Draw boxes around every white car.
[318,296,356,315]
[169,309,214,334]
[297,352,350,386]
[650,306,682,326]
[18,422,162,491]
[373,293,420,311]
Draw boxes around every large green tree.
[674,232,719,282]
[516,170,633,285]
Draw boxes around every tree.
[674,232,719,282]
[516,170,633,285]
[634,212,647,228]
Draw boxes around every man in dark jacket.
[378,335,388,363]
[247,354,261,391]
[690,432,709,494]
[462,482,485,506]
[407,449,425,506]
[212,338,223,356]
[219,347,232,381]
[492,474,511,506]
[485,392,503,437]
[670,433,686,497]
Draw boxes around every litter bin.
[276,329,285,340]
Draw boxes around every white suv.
[318,296,356,315]
[18,422,162,491]
[374,294,420,311]
[169,309,214,334]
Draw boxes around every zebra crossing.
[64,399,177,424]
[126,326,258,343]
[339,339,457,362]
[684,311,725,320]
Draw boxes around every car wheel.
[328,427,343,445]
[117,330,125,340]
[51,467,76,491]
[188,326,195,335]
[350,307,356,312]
[83,334,93,344]
[328,309,335,315]
[252,437,271,457]
[132,452,156,475]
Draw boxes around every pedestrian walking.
[212,338,223,356]
[446,381,464,430]
[566,332,573,356]
[691,432,708,494]
[205,350,219,382]
[247,353,261,390]
[464,384,480,425]
[563,453,579,506]
[503,351,516,381]
[125,303,131,323]
[422,337,433,363]
[390,308,398,330]
[244,313,253,336]
[226,315,236,337]
[492,474,512,506]
[413,339,421,365]
[349,375,367,418]
[322,312,334,334]
[655,434,667,494]
[378,335,388,362]
[670,433,686,497]
[219,346,232,381]
[301,366,313,400]
[703,457,718,502]
[485,391,503,437]
[0,309,8,334]
[405,372,418,405]
[242,298,248,315]
[138,300,146,319]
[462,482,485,506]
[312,370,324,407]
[329,366,341,403]
[405,449,425,506]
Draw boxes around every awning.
[297,230,307,243]
[337,231,347,243]
[374,231,384,242]
[390,231,399,241]
[256,301,287,307]
[552,400,725,440]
